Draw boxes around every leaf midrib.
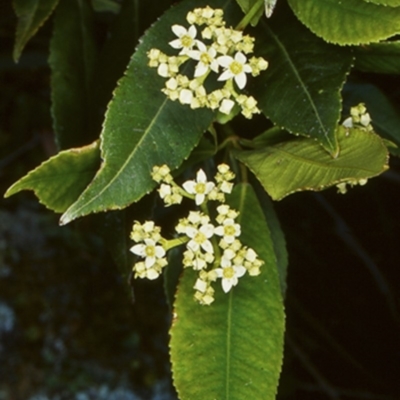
[263,22,330,145]
[63,92,169,219]
[248,140,384,173]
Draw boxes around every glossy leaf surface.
[235,126,389,200]
[170,183,285,400]
[288,0,400,45]
[362,0,400,5]
[251,5,353,155]
[13,0,60,61]
[5,141,100,213]
[354,41,400,75]
[60,0,234,225]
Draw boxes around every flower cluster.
[147,6,268,119]
[130,221,167,280]
[129,164,264,305]
[342,103,373,132]
[337,103,371,194]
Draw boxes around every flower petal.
[222,278,233,293]
[172,24,186,37]
[169,38,183,49]
[235,51,247,64]
[234,265,247,277]
[130,244,145,256]
[201,240,214,254]
[234,72,247,89]
[218,69,233,82]
[182,180,196,194]
[217,55,233,68]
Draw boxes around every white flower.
[194,278,208,293]
[215,218,241,244]
[130,238,166,268]
[186,223,215,254]
[188,41,219,77]
[152,164,172,183]
[182,169,215,205]
[169,25,198,54]
[219,98,235,115]
[217,52,252,90]
[179,88,193,104]
[216,251,246,293]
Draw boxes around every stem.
[235,0,264,31]
[163,236,189,251]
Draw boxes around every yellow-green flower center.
[145,245,156,257]
[224,225,236,236]
[195,182,206,194]
[230,61,243,75]
[181,35,193,48]
[223,267,235,279]
[194,232,206,244]
[200,52,212,64]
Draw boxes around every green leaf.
[343,82,400,156]
[49,0,98,150]
[250,5,353,155]
[354,41,400,74]
[287,0,400,45]
[235,126,389,200]
[13,0,60,62]
[362,0,400,5]
[252,179,288,296]
[170,183,285,400]
[235,0,264,26]
[60,0,241,225]
[4,141,100,213]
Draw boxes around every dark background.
[1,1,400,399]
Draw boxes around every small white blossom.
[182,169,215,205]
[218,52,252,89]
[189,41,219,77]
[151,164,172,183]
[130,238,166,268]
[216,251,246,293]
[158,183,182,206]
[179,88,194,104]
[186,223,215,254]
[194,278,208,293]
[169,25,198,54]
[215,218,241,244]
[219,98,235,115]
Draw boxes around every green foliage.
[59,0,223,225]
[235,0,264,26]
[343,82,400,156]
[5,0,400,398]
[5,141,100,213]
[170,183,284,400]
[235,126,389,200]
[354,41,400,75]
[288,0,400,45]
[250,5,353,155]
[13,0,60,61]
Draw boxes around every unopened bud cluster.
[130,164,264,305]
[337,103,371,194]
[147,6,268,119]
[342,103,373,132]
